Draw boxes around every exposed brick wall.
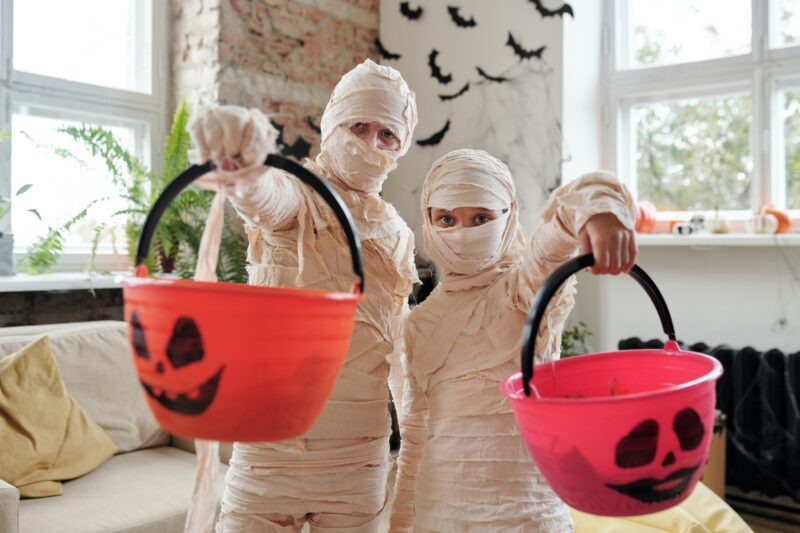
[173,0,379,159]
[0,290,123,327]
[172,0,223,110]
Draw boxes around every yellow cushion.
[571,482,753,532]
[0,336,117,498]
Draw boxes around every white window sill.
[637,233,800,247]
[0,271,129,293]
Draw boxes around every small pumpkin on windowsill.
[756,204,791,233]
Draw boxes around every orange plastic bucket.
[122,155,365,442]
[502,254,723,516]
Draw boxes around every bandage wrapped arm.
[389,326,429,533]
[188,105,302,230]
[513,171,636,358]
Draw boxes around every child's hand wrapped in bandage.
[187,105,301,229]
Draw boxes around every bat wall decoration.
[428,49,453,85]
[476,67,509,83]
[305,116,321,134]
[530,0,574,18]
[416,119,451,146]
[506,33,546,60]
[375,37,402,60]
[271,120,312,160]
[438,82,470,101]
[400,1,423,20]
[447,6,477,28]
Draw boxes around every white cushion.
[18,447,225,533]
[0,321,169,452]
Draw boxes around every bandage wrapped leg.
[216,439,392,533]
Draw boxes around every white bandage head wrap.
[318,59,418,193]
[422,149,524,275]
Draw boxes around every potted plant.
[0,183,39,276]
[560,320,593,357]
[20,102,248,282]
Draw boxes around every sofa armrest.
[0,478,19,533]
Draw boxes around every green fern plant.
[22,101,249,282]
[560,321,593,358]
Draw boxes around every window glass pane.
[634,94,752,211]
[10,108,143,251]
[775,0,800,48]
[625,0,751,69]
[13,0,151,93]
[783,90,800,210]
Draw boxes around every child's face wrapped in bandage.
[318,59,418,193]
[422,149,524,275]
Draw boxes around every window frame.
[603,0,800,218]
[0,0,169,271]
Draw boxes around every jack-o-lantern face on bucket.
[130,311,224,415]
[605,407,704,503]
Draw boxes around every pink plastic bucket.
[502,254,723,516]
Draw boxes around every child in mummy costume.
[187,59,418,532]
[389,149,637,532]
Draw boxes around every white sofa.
[0,321,231,533]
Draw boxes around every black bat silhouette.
[271,120,312,160]
[305,116,321,134]
[447,6,477,28]
[506,33,546,60]
[529,0,574,18]
[375,37,402,60]
[439,82,470,101]
[428,49,453,85]
[416,120,451,147]
[476,67,509,83]
[400,1,423,20]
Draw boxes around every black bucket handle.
[134,154,365,293]
[520,253,676,396]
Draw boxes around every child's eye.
[439,215,455,225]
[475,214,492,225]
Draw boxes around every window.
[605,0,800,217]
[0,0,168,271]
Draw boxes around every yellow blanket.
[572,482,753,532]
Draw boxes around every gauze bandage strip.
[321,125,398,193]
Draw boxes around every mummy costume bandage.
[187,59,418,533]
[390,149,636,533]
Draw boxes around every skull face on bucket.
[130,311,224,415]
[605,408,704,503]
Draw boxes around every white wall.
[379,0,564,251]
[562,0,603,180]
[580,246,800,353]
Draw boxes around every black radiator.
[619,338,800,504]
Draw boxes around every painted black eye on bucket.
[674,408,705,451]
[166,317,205,368]
[615,419,659,468]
